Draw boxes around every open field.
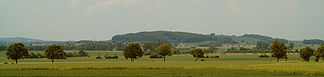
[1,51,324,77]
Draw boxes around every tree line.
[5,40,324,63]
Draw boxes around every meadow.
[1,51,324,77]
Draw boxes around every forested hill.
[111,31,288,44]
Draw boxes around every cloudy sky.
[0,0,323,41]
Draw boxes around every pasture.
[1,51,324,77]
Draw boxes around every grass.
[1,69,319,77]
[1,51,324,76]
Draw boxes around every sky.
[0,0,324,41]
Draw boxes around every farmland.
[1,51,324,77]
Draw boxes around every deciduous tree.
[45,45,64,63]
[156,44,172,61]
[299,47,314,61]
[6,43,29,64]
[189,48,204,61]
[270,40,287,62]
[315,45,324,62]
[288,43,294,50]
[123,43,143,61]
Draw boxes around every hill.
[111,31,288,44]
[0,37,43,42]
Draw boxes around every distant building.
[222,44,256,48]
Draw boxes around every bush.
[27,53,45,58]
[259,54,270,58]
[96,56,103,59]
[149,54,163,58]
[205,56,219,58]
[37,53,45,58]
[28,53,39,58]
[3,62,8,64]
[104,56,118,59]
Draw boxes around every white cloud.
[225,1,242,15]
[85,0,112,13]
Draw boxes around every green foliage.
[256,41,270,50]
[206,44,217,53]
[270,40,287,62]
[77,41,115,51]
[95,56,103,59]
[315,45,324,62]
[123,43,143,61]
[5,43,29,64]
[227,47,238,53]
[78,50,89,57]
[303,39,323,45]
[143,42,158,51]
[27,46,47,51]
[28,53,45,58]
[149,53,163,58]
[299,47,314,61]
[45,45,65,63]
[241,34,288,43]
[288,43,295,50]
[0,46,7,51]
[116,42,125,51]
[112,31,235,43]
[189,48,204,61]
[156,44,172,61]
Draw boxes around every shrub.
[28,53,39,58]
[37,53,45,58]
[104,56,118,59]
[205,56,219,58]
[96,56,103,59]
[149,54,163,58]
[3,62,8,64]
[259,54,270,58]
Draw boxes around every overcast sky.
[0,0,323,41]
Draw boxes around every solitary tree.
[123,43,143,61]
[189,48,204,61]
[156,44,172,61]
[315,45,324,62]
[288,43,295,50]
[299,47,314,61]
[270,40,287,62]
[45,45,64,63]
[6,43,29,64]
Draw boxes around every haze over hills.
[1,31,323,46]
[0,37,43,42]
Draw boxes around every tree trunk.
[163,56,166,62]
[15,59,18,64]
[315,57,319,62]
[277,58,279,62]
[51,59,54,63]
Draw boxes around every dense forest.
[240,34,288,43]
[112,31,288,44]
[303,39,324,45]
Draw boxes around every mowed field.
[1,51,324,77]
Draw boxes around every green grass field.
[1,51,324,77]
